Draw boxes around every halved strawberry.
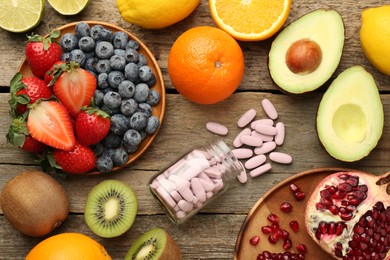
[53,62,97,117]
[53,143,96,174]
[27,100,76,151]
[44,60,66,86]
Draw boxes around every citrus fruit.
[116,0,200,29]
[0,0,44,33]
[168,26,244,105]
[48,0,90,15]
[25,232,112,260]
[360,5,390,76]
[209,0,292,41]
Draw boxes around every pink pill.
[168,174,190,190]
[237,108,257,128]
[176,211,187,218]
[204,165,222,179]
[157,177,176,193]
[254,141,277,155]
[275,122,285,145]
[170,190,183,202]
[249,163,272,178]
[206,121,228,136]
[262,98,278,120]
[178,200,194,212]
[191,178,206,202]
[269,152,292,164]
[231,148,253,159]
[255,124,277,136]
[233,128,251,148]
[198,172,215,192]
[240,135,263,147]
[156,187,176,208]
[236,162,248,184]
[251,130,274,142]
[244,154,266,170]
[177,186,196,203]
[179,158,210,180]
[250,119,274,129]
[206,191,213,198]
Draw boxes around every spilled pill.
[240,135,263,147]
[255,124,277,136]
[269,152,292,164]
[254,141,277,155]
[244,154,266,170]
[249,163,272,178]
[250,118,273,129]
[236,161,248,184]
[262,98,278,120]
[231,148,253,159]
[237,108,257,128]
[251,130,274,142]
[206,121,228,136]
[275,122,285,145]
[233,128,251,148]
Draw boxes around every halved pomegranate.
[305,171,390,259]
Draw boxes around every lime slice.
[48,0,90,15]
[0,0,44,33]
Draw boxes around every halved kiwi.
[84,179,138,238]
[125,228,182,260]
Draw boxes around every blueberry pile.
[59,22,161,173]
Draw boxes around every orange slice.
[209,0,292,41]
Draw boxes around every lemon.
[116,0,200,29]
[0,0,44,33]
[360,5,390,76]
[48,0,90,15]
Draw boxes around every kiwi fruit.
[0,170,69,237]
[125,228,182,260]
[84,179,138,238]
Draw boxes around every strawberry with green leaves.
[25,30,62,78]
[44,60,66,86]
[75,107,111,146]
[53,143,96,174]
[53,62,97,117]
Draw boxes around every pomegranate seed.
[338,182,353,192]
[296,243,307,253]
[320,189,330,198]
[261,225,273,234]
[326,185,337,194]
[280,202,293,213]
[340,212,353,221]
[268,234,279,244]
[294,191,305,201]
[250,235,260,245]
[346,176,359,187]
[338,174,350,180]
[327,205,339,215]
[335,222,346,235]
[316,202,326,210]
[267,213,279,223]
[289,220,299,232]
[283,238,292,250]
[271,222,280,232]
[289,183,300,193]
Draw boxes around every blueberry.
[146,89,160,106]
[101,148,115,158]
[145,73,156,87]
[137,103,152,117]
[85,57,99,73]
[102,132,122,149]
[96,59,111,74]
[120,98,138,116]
[124,62,139,82]
[126,39,139,50]
[146,116,160,134]
[138,65,153,82]
[110,114,130,135]
[134,83,150,103]
[103,91,122,109]
[112,147,129,166]
[90,25,104,41]
[138,53,147,67]
[98,73,109,89]
[107,70,124,89]
[96,156,113,173]
[140,130,147,140]
[75,22,90,39]
[94,89,104,106]
[60,33,78,52]
[84,51,95,59]
[98,28,114,42]
[100,104,121,116]
[61,52,71,62]
[114,49,126,59]
[124,48,139,63]
[112,31,129,49]
[69,49,86,67]
[118,80,135,98]
[95,41,114,59]
[129,112,148,131]
[78,36,95,52]
[90,142,104,157]
[122,143,138,154]
[109,55,126,71]
[123,129,142,147]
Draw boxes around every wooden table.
[1,0,389,259]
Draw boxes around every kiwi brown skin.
[0,170,69,237]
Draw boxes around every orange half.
[209,0,292,41]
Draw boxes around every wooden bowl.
[18,21,166,174]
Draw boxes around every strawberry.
[75,107,111,146]
[44,60,66,86]
[25,30,62,78]
[53,143,96,174]
[8,72,53,117]
[27,100,76,151]
[53,62,97,117]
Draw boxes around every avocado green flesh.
[269,9,345,94]
[316,66,383,162]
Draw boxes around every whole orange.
[168,26,245,105]
[25,232,112,260]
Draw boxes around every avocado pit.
[286,39,322,74]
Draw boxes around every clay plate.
[18,21,166,174]
[234,167,367,259]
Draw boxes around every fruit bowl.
[18,21,166,174]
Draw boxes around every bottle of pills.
[148,139,245,224]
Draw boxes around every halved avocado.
[268,9,345,94]
[316,66,383,162]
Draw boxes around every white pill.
[204,165,222,179]
[206,121,228,136]
[237,108,257,128]
[156,187,177,208]
[176,211,187,218]
[231,148,253,159]
[255,124,277,136]
[249,163,272,178]
[275,122,285,145]
[233,128,251,148]
[240,135,263,147]
[178,158,210,180]
[170,190,183,202]
[244,154,267,170]
[269,152,292,164]
[191,178,207,202]
[250,119,274,129]
[236,165,248,184]
[168,174,190,190]
[251,130,274,142]
[262,98,278,120]
[178,200,194,213]
[254,141,277,155]
[157,177,176,193]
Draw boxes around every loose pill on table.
[255,124,277,136]
[274,122,285,145]
[205,121,228,136]
[250,118,274,129]
[231,148,253,159]
[233,128,251,148]
[269,152,292,164]
[244,154,267,170]
[251,130,274,142]
[237,108,257,128]
[249,163,272,178]
[261,98,278,120]
[240,135,263,147]
[254,141,277,155]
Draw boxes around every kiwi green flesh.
[316,65,384,162]
[125,228,182,260]
[84,180,138,238]
[268,9,345,94]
